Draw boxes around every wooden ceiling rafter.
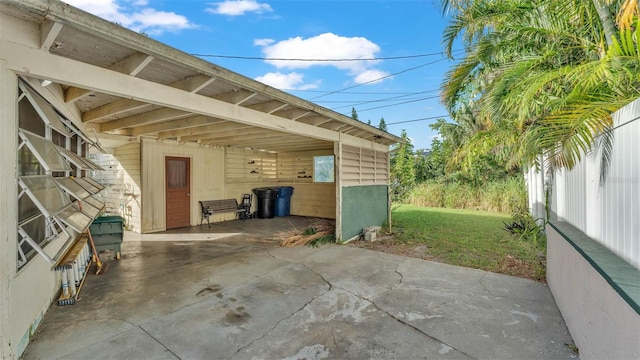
[158,121,253,140]
[65,52,154,103]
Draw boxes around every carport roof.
[2,0,402,153]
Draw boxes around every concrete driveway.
[24,217,577,360]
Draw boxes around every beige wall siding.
[342,145,389,186]
[141,138,225,232]
[226,148,277,183]
[277,149,333,183]
[223,149,336,219]
[283,182,335,218]
[90,143,142,232]
[224,148,278,220]
[225,182,335,219]
[278,150,336,219]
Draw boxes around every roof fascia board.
[2,0,401,145]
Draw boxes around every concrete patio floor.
[23,216,577,360]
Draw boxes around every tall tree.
[440,0,640,171]
[378,117,387,131]
[391,129,416,197]
[351,107,359,121]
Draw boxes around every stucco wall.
[546,225,640,360]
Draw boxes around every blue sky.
[65,0,454,150]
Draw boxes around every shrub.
[404,177,526,214]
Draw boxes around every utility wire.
[318,90,439,105]
[288,88,440,95]
[357,96,441,112]
[319,95,436,105]
[334,95,441,111]
[385,115,451,125]
[191,51,454,61]
[309,57,451,101]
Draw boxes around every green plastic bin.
[89,216,124,259]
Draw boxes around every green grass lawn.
[388,204,546,281]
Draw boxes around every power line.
[357,96,441,112]
[287,88,440,95]
[318,90,439,106]
[309,57,451,101]
[385,115,450,125]
[335,95,441,112]
[191,51,452,62]
[318,95,436,105]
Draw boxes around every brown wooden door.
[166,156,190,229]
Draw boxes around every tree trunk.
[592,0,617,48]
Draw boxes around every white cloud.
[255,72,319,90]
[354,69,391,85]
[64,0,194,35]
[254,32,389,85]
[206,0,272,16]
[253,38,275,47]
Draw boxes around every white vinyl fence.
[527,98,640,269]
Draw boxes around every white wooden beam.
[40,20,63,51]
[2,41,385,147]
[191,130,287,142]
[158,121,251,139]
[213,89,257,105]
[83,76,213,123]
[82,98,149,123]
[170,74,215,93]
[297,116,332,126]
[101,108,190,132]
[273,108,310,120]
[291,111,312,121]
[223,136,316,147]
[245,100,288,114]
[127,115,220,136]
[334,141,343,240]
[65,52,154,102]
[111,52,154,76]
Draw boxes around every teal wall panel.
[341,185,388,240]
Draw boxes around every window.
[15,79,105,270]
[314,155,335,183]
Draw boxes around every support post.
[334,141,342,241]
[0,59,18,359]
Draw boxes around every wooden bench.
[199,199,246,227]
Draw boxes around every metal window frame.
[55,145,104,171]
[18,81,71,138]
[16,79,107,270]
[55,177,106,218]
[16,175,99,268]
[18,129,72,173]
[58,116,106,154]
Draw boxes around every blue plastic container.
[275,186,294,217]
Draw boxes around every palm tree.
[439,0,640,171]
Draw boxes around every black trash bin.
[253,187,278,218]
[275,186,294,217]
